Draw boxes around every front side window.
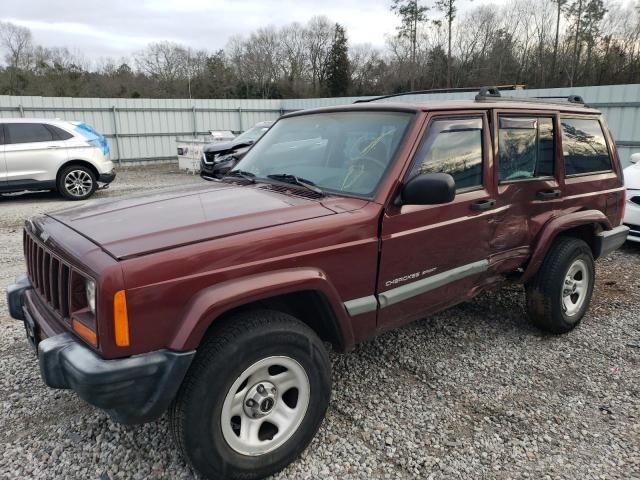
[498,117,554,182]
[6,123,54,144]
[409,117,483,190]
[561,118,612,175]
[234,111,414,197]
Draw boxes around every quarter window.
[410,117,483,190]
[46,125,73,140]
[6,123,55,144]
[498,117,554,182]
[560,118,612,175]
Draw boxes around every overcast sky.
[2,0,485,65]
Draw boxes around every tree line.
[1,0,639,100]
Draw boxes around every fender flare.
[521,210,611,283]
[169,267,354,351]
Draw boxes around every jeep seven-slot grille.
[23,229,71,319]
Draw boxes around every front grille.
[24,229,72,319]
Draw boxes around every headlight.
[85,279,96,314]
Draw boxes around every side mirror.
[630,153,640,164]
[401,173,456,205]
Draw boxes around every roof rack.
[353,84,525,103]
[475,86,586,106]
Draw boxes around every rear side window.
[561,118,612,175]
[46,124,73,140]
[6,123,54,144]
[410,117,483,190]
[498,117,554,182]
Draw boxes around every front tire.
[170,310,331,480]
[57,165,97,200]
[525,237,595,333]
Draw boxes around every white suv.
[0,118,116,200]
[624,153,640,243]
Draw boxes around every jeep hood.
[47,183,360,259]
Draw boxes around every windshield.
[235,125,270,143]
[232,111,413,197]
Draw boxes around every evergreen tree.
[390,0,429,90]
[327,24,350,96]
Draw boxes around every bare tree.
[134,41,190,92]
[304,16,334,95]
[0,21,33,94]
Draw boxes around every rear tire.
[170,310,331,480]
[57,165,97,200]
[525,237,595,333]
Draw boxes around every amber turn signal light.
[72,318,97,347]
[113,290,130,347]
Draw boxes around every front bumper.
[98,171,116,184]
[594,225,630,257]
[625,223,640,243]
[7,275,195,425]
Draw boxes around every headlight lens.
[85,279,96,314]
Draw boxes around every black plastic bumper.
[98,171,116,183]
[38,333,195,424]
[6,273,31,321]
[8,274,195,424]
[594,225,629,258]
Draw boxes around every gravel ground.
[1,164,639,480]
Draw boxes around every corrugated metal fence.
[1,84,639,166]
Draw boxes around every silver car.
[0,118,116,200]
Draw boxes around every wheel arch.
[170,268,355,353]
[522,210,610,283]
[56,159,99,184]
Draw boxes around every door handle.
[470,199,496,211]
[46,145,61,149]
[536,189,561,200]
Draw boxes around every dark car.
[7,87,629,480]
[200,121,273,179]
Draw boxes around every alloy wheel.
[64,169,93,197]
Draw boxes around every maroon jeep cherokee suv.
[7,88,629,480]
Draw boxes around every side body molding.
[171,268,354,352]
[521,210,611,283]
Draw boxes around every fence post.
[192,105,197,137]
[111,106,122,166]
[237,107,243,131]
[18,104,24,117]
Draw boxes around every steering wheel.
[342,155,387,190]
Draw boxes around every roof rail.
[353,84,525,103]
[475,87,586,106]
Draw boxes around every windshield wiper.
[223,170,256,183]
[266,173,324,196]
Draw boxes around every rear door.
[4,122,69,187]
[491,110,562,259]
[377,111,500,331]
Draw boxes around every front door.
[4,122,69,188]
[377,112,499,331]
